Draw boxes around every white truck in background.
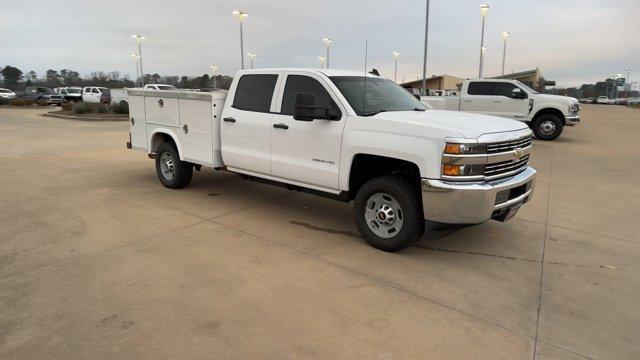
[421,79,580,140]
[127,68,536,252]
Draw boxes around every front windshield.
[0,89,11,93]
[157,85,177,90]
[514,80,539,94]
[330,76,425,116]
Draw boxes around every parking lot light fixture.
[322,38,333,68]
[132,34,146,85]
[232,10,249,69]
[501,32,511,76]
[247,53,256,69]
[209,65,218,89]
[318,56,326,69]
[393,52,400,83]
[478,4,489,78]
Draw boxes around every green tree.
[1,66,23,89]
[45,69,61,87]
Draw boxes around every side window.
[281,75,340,117]
[232,74,278,112]
[467,82,495,96]
[495,83,518,97]
[92,88,99,94]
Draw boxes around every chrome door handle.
[273,123,289,130]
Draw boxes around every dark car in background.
[21,86,64,105]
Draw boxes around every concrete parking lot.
[0,105,638,359]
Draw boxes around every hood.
[537,94,578,103]
[371,110,528,139]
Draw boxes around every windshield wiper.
[412,108,426,111]
[362,110,386,117]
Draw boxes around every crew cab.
[422,79,580,140]
[82,87,109,103]
[127,69,537,252]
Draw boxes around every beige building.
[400,74,464,94]
[491,68,555,92]
[401,68,555,94]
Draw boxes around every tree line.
[0,65,233,91]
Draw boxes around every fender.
[148,128,184,160]
[532,105,566,121]
[339,130,442,191]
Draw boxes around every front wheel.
[531,114,563,141]
[155,143,193,189]
[354,176,424,252]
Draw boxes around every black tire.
[155,143,193,189]
[531,114,563,141]
[354,175,424,252]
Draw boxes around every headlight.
[444,142,486,155]
[570,103,580,115]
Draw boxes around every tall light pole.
[232,10,249,69]
[392,51,400,83]
[247,53,256,69]
[132,54,140,87]
[479,4,489,78]
[322,38,333,68]
[422,0,430,94]
[132,34,146,84]
[626,69,631,97]
[209,65,218,89]
[501,32,511,76]
[318,56,326,69]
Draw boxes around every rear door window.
[232,74,278,112]
[467,82,495,96]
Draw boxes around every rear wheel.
[354,176,424,252]
[155,143,193,189]
[532,114,563,141]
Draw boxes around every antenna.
[362,40,368,114]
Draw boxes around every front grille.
[486,136,532,154]
[484,155,529,179]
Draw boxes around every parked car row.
[578,96,640,105]
[2,83,220,106]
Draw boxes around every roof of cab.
[236,68,382,78]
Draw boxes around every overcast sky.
[2,0,639,87]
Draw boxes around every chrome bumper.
[421,166,537,224]
[565,115,580,126]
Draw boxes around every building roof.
[399,74,464,87]
[491,68,542,80]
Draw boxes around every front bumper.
[565,115,580,126]
[421,166,537,224]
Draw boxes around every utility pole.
[422,0,430,95]
[479,4,489,78]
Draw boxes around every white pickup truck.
[127,69,536,251]
[422,79,580,140]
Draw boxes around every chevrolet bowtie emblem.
[513,147,524,160]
